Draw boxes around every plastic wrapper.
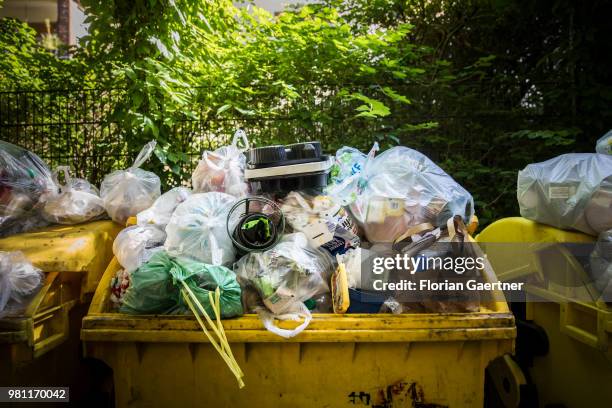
[113,224,166,272]
[596,130,611,155]
[234,233,333,316]
[336,247,363,289]
[42,166,106,225]
[280,191,359,256]
[328,144,474,243]
[164,192,237,265]
[0,140,56,236]
[110,268,130,306]
[100,141,161,225]
[119,250,243,318]
[518,153,612,235]
[137,187,191,227]
[0,251,44,314]
[192,130,249,198]
[329,145,370,193]
[590,229,612,300]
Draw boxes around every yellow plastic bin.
[0,220,121,385]
[82,238,515,408]
[477,217,612,407]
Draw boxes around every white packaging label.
[298,219,334,247]
[548,185,575,199]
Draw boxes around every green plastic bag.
[120,251,243,318]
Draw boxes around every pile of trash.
[0,140,161,237]
[0,139,161,316]
[1,134,481,387]
[108,133,478,329]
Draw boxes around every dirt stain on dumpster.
[350,380,447,408]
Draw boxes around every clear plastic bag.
[234,233,333,316]
[255,303,312,339]
[0,140,56,236]
[164,192,237,266]
[100,141,161,225]
[280,191,360,256]
[137,187,191,227]
[0,251,44,314]
[596,130,611,155]
[42,166,106,225]
[113,224,166,272]
[518,153,612,235]
[192,130,249,198]
[328,144,474,243]
[590,229,612,300]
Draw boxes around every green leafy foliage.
[1,0,610,228]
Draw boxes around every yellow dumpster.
[477,217,612,407]
[0,220,121,386]
[82,238,515,408]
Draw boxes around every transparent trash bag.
[596,130,611,155]
[0,140,56,236]
[192,130,249,198]
[42,166,106,225]
[137,187,191,227]
[0,251,44,314]
[234,233,333,316]
[119,250,243,318]
[280,191,360,256]
[100,141,161,225]
[113,224,166,273]
[164,192,237,266]
[518,153,612,235]
[590,229,612,300]
[328,144,474,243]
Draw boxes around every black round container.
[227,197,285,255]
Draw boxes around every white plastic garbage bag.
[328,144,474,243]
[100,141,161,225]
[0,251,44,314]
[42,166,105,225]
[137,187,191,227]
[518,153,612,235]
[192,130,249,198]
[113,224,166,272]
[596,130,611,155]
[234,233,332,319]
[164,192,237,265]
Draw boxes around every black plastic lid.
[247,141,325,169]
[247,145,287,165]
[286,142,322,160]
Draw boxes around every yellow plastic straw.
[180,283,244,388]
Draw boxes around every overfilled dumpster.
[81,237,515,408]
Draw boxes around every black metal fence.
[0,85,418,186]
[0,82,581,196]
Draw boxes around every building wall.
[0,0,87,45]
